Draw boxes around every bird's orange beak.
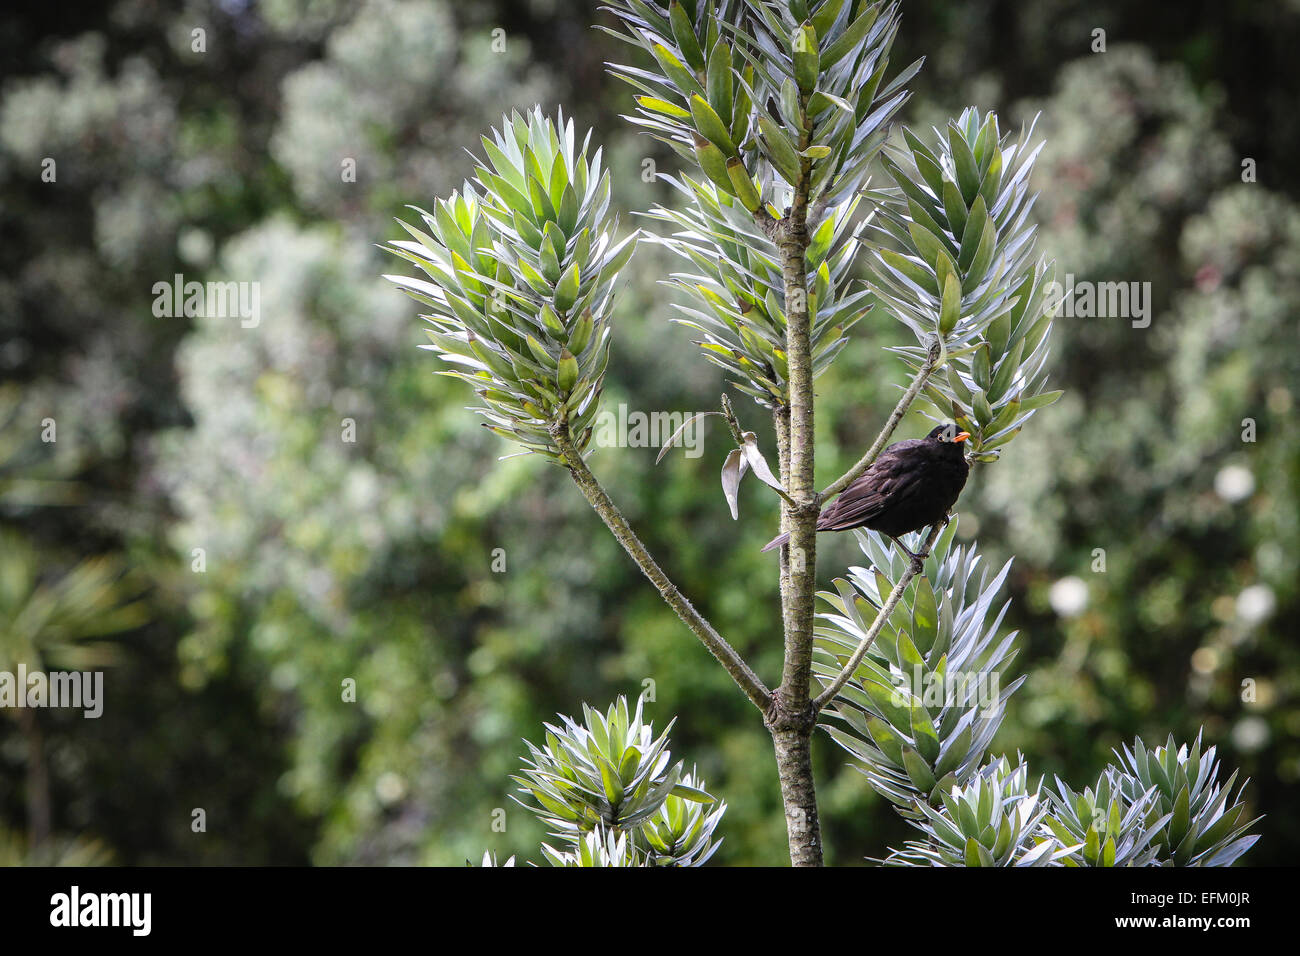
[955,431,971,443]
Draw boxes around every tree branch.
[549,421,772,713]
[752,207,781,241]
[820,338,944,502]
[812,521,946,713]
[767,132,826,865]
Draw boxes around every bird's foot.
[888,535,922,562]
[887,535,929,574]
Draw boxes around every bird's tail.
[760,531,791,553]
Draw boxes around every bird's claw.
[887,535,923,566]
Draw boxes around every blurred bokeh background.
[1,0,1296,865]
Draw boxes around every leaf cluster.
[509,695,726,866]
[384,108,636,459]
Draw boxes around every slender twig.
[812,521,945,713]
[759,474,798,507]
[549,421,772,713]
[819,338,944,502]
[720,393,746,446]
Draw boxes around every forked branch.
[550,421,772,713]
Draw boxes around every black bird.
[760,423,971,558]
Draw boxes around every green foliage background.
[1,0,1295,865]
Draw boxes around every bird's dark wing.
[818,441,926,531]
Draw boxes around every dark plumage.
[760,423,971,555]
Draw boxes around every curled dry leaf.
[740,431,785,492]
[655,411,722,464]
[721,447,748,520]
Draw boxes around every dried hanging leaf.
[740,432,785,492]
[721,447,748,519]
